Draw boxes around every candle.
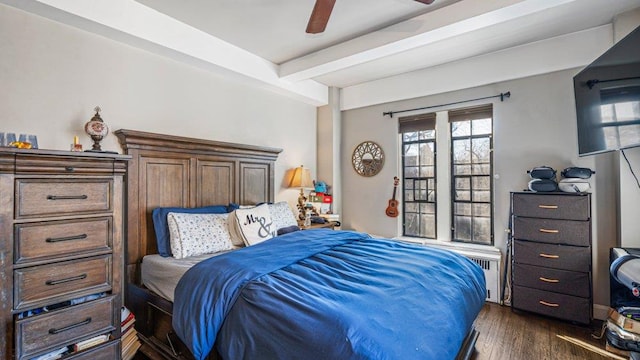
[71,136,82,151]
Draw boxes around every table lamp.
[288,165,313,220]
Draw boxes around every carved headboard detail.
[115,129,282,284]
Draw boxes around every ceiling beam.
[340,25,613,110]
[279,0,577,83]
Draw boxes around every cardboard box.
[609,308,640,336]
[309,194,332,203]
[606,341,630,357]
[319,203,331,214]
[320,214,340,221]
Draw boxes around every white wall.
[0,4,317,205]
[619,147,640,248]
[341,69,619,311]
[614,8,640,248]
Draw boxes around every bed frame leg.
[456,327,479,360]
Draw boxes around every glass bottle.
[304,210,311,227]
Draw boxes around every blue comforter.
[173,230,486,360]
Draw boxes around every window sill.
[394,236,501,258]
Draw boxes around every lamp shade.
[289,166,313,189]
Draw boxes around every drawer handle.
[48,317,92,334]
[538,204,558,209]
[46,234,88,243]
[539,300,559,307]
[65,166,75,172]
[539,228,559,234]
[539,253,559,259]
[47,195,88,200]
[539,277,560,283]
[45,273,87,286]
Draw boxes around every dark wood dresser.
[510,191,592,324]
[0,148,129,359]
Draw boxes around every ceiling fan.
[306,0,436,34]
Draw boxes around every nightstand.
[510,191,592,325]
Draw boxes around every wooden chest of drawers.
[510,192,592,324]
[0,149,129,359]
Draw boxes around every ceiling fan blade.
[306,0,336,34]
[414,0,435,4]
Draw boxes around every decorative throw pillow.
[152,205,230,257]
[268,201,299,231]
[229,203,276,246]
[167,212,234,259]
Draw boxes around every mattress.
[141,250,235,302]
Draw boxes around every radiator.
[449,249,502,304]
[454,250,502,303]
[395,238,503,304]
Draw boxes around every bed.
[115,129,486,360]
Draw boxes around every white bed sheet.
[141,249,235,302]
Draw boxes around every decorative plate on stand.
[352,141,384,177]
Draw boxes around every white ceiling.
[133,0,640,88]
[4,0,640,107]
[134,0,462,65]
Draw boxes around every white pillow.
[268,201,299,231]
[229,203,276,246]
[167,212,234,259]
[227,216,247,247]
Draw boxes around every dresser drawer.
[513,240,590,272]
[15,296,116,359]
[513,217,590,246]
[15,154,116,175]
[14,255,112,310]
[67,340,120,360]
[512,285,591,324]
[513,263,590,298]
[16,179,112,218]
[512,193,590,220]
[15,218,112,264]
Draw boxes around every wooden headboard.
[115,129,282,285]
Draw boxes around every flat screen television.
[573,24,640,156]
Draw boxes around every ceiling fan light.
[306,0,336,34]
[305,0,433,34]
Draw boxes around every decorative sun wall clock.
[352,141,385,177]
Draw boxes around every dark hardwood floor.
[472,303,620,360]
[135,302,624,360]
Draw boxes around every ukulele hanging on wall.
[385,176,400,218]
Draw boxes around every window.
[399,113,436,238]
[450,105,493,245]
[398,104,494,245]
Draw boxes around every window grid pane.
[451,116,493,245]
[402,131,436,239]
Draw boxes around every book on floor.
[73,334,109,352]
[120,305,140,359]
